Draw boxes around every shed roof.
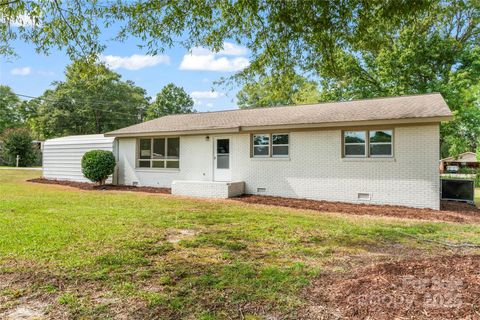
[44,134,115,146]
[441,152,478,163]
[106,93,452,137]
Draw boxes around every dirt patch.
[2,301,48,320]
[302,254,480,319]
[233,195,480,224]
[28,178,171,194]
[166,229,198,243]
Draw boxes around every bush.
[457,166,478,174]
[81,150,116,185]
[1,128,37,167]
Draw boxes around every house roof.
[441,152,478,163]
[105,93,452,137]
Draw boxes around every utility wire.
[14,92,145,118]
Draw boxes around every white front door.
[214,137,231,181]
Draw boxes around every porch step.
[171,180,245,199]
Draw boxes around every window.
[343,130,393,158]
[272,134,289,157]
[369,130,392,157]
[253,134,270,157]
[344,131,366,157]
[137,137,180,168]
[252,133,289,157]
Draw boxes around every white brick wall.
[117,124,440,209]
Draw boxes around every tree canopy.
[2,0,479,156]
[0,85,21,134]
[27,60,149,139]
[146,83,195,120]
[237,74,321,109]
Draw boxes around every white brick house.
[106,94,452,209]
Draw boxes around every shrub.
[1,128,37,167]
[458,167,477,174]
[81,150,116,185]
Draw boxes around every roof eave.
[105,127,241,138]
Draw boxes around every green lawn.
[1,169,480,319]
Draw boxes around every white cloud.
[9,13,37,27]
[11,67,32,76]
[180,54,249,72]
[219,42,249,56]
[100,54,170,70]
[190,91,224,99]
[179,42,249,72]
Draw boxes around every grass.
[1,169,480,319]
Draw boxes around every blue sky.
[0,22,249,112]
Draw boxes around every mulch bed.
[28,178,171,194]
[302,255,480,319]
[233,195,480,224]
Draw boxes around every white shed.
[43,134,116,183]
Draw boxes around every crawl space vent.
[357,192,371,201]
[257,187,266,193]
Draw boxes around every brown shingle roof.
[106,93,452,136]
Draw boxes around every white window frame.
[343,129,394,158]
[344,131,367,158]
[369,130,393,158]
[252,133,290,158]
[252,134,271,157]
[271,133,290,158]
[137,137,180,169]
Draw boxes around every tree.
[442,84,480,156]
[0,85,21,133]
[3,1,479,157]
[146,83,195,120]
[28,59,149,139]
[1,128,37,167]
[237,74,321,108]
[1,1,431,65]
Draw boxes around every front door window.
[216,139,229,169]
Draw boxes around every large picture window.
[138,137,180,168]
[252,133,289,158]
[343,130,393,158]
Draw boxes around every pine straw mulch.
[301,254,480,320]
[27,178,171,194]
[233,195,480,224]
